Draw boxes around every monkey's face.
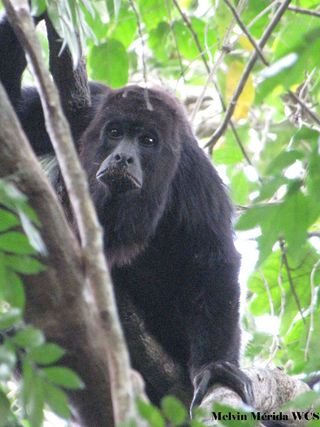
[83,86,183,199]
[95,120,156,195]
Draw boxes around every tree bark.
[200,367,313,426]
[3,0,137,424]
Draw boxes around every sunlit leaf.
[226,61,255,120]
[43,382,71,419]
[13,326,45,349]
[29,343,65,365]
[89,40,129,87]
[0,232,36,255]
[137,399,165,427]
[0,209,19,232]
[161,395,187,425]
[42,367,84,390]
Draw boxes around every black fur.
[0,14,253,412]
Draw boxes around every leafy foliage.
[0,179,82,427]
[3,0,320,424]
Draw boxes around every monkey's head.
[80,85,198,263]
[81,85,188,199]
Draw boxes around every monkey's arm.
[0,13,27,105]
[187,261,254,414]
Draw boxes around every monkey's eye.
[139,134,157,147]
[106,125,124,139]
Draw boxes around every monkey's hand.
[190,361,254,416]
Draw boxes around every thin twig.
[305,258,320,360]
[186,1,254,167]
[246,1,277,31]
[172,0,210,73]
[129,0,147,83]
[287,4,320,18]
[165,0,185,80]
[214,80,256,167]
[205,0,293,149]
[190,51,224,122]
[223,0,269,66]
[279,240,306,326]
[229,121,254,166]
[288,90,320,127]
[259,269,280,363]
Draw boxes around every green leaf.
[236,204,265,231]
[0,209,19,232]
[174,18,217,62]
[109,7,137,48]
[2,271,25,310]
[0,180,26,206]
[3,255,45,275]
[213,137,243,165]
[13,326,45,349]
[0,391,11,426]
[230,170,250,205]
[89,40,129,88]
[247,246,320,340]
[137,399,165,427]
[0,308,22,330]
[281,391,319,411]
[236,191,320,264]
[161,396,187,425]
[241,0,269,38]
[81,4,107,40]
[47,3,81,67]
[149,22,171,62]
[266,150,304,175]
[31,0,46,16]
[281,314,320,373]
[0,254,6,292]
[43,382,71,419]
[137,0,167,30]
[25,376,44,427]
[191,421,207,427]
[18,210,46,255]
[0,232,36,255]
[0,346,16,380]
[257,16,320,102]
[307,142,320,202]
[42,367,84,390]
[255,176,289,202]
[245,332,273,360]
[29,343,65,365]
[113,0,121,20]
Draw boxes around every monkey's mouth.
[96,168,142,193]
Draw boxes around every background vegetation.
[0,0,320,425]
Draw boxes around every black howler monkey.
[0,11,253,422]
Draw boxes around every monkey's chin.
[96,172,142,194]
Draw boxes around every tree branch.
[45,16,91,117]
[223,0,269,66]
[287,4,320,18]
[288,90,320,127]
[200,368,311,426]
[3,0,135,424]
[128,0,147,83]
[0,77,114,427]
[172,0,210,73]
[206,0,293,149]
[280,240,306,327]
